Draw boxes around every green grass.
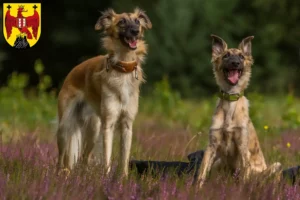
[0,70,299,199]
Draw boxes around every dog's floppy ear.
[211,34,228,58]
[134,8,152,29]
[95,8,116,31]
[238,36,254,56]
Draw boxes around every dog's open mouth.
[124,37,137,49]
[223,69,243,85]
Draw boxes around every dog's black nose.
[130,29,139,36]
[231,61,240,67]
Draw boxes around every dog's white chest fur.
[218,101,239,157]
[222,101,237,129]
[118,75,134,107]
[104,71,136,108]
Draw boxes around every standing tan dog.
[56,8,152,176]
[196,35,282,188]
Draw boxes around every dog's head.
[211,35,254,91]
[95,8,152,50]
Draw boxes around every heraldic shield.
[3,3,41,49]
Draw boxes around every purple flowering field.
[0,74,300,199]
[0,124,299,199]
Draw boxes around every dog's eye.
[223,53,230,59]
[118,18,126,25]
[134,18,140,25]
[239,54,245,60]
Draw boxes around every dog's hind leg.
[82,114,101,165]
[57,126,67,169]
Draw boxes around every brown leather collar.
[106,55,138,73]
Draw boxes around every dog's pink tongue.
[228,70,239,84]
[129,40,137,48]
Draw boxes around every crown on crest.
[18,5,25,9]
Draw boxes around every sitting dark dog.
[130,150,300,185]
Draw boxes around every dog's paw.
[195,178,206,190]
[58,168,71,178]
[270,162,282,173]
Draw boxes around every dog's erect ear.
[134,8,152,29]
[238,36,254,56]
[95,9,116,31]
[211,34,228,57]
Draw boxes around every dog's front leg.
[235,127,251,181]
[100,94,121,174]
[101,121,115,174]
[262,162,282,182]
[197,129,221,188]
[120,96,138,177]
[120,114,133,177]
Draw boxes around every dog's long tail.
[57,99,84,170]
[67,126,82,169]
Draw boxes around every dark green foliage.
[0,0,299,97]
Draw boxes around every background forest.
[0,0,300,199]
[0,0,299,97]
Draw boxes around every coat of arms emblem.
[3,3,41,49]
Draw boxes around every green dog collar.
[218,90,244,101]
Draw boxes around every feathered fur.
[196,35,282,188]
[56,8,152,176]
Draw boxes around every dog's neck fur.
[102,37,147,66]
